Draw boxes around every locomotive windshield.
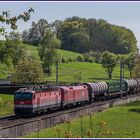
[15,92,32,100]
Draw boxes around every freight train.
[14,79,140,115]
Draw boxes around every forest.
[22,16,138,54]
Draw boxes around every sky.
[0,1,140,48]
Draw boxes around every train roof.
[15,86,60,93]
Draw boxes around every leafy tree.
[0,8,34,63]
[23,19,49,46]
[39,30,61,75]
[7,31,21,41]
[68,31,89,53]
[58,19,89,53]
[0,39,23,65]
[124,53,136,78]
[50,20,62,35]
[133,54,140,78]
[0,8,34,36]
[22,29,29,44]
[58,16,137,54]
[102,51,117,79]
[12,50,44,84]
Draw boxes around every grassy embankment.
[0,94,14,116]
[24,101,140,138]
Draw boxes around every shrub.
[76,56,83,62]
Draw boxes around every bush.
[89,51,102,63]
[68,58,73,62]
[76,56,83,62]
[83,53,91,62]
[61,58,68,63]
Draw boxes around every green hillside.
[57,49,82,60]
[23,44,82,60]
[22,45,129,83]
[48,62,129,83]
[0,44,130,83]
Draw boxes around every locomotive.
[14,78,140,115]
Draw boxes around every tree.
[39,30,61,75]
[22,30,29,44]
[50,20,62,35]
[124,53,137,78]
[23,19,49,46]
[7,31,21,41]
[0,8,34,36]
[58,19,89,53]
[0,8,34,63]
[102,51,117,79]
[0,39,23,66]
[12,50,44,84]
[133,54,140,78]
[58,16,137,54]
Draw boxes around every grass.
[23,44,82,60]
[0,94,14,116]
[47,62,129,83]
[24,101,140,138]
[0,63,9,79]
[57,49,82,60]
[22,44,130,83]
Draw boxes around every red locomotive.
[14,85,89,115]
[60,85,89,107]
[14,87,61,115]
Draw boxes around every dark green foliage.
[21,16,137,54]
[22,19,49,46]
[76,56,83,62]
[61,58,67,63]
[57,17,137,54]
[68,58,73,62]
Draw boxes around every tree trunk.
[109,73,112,79]
[130,70,132,78]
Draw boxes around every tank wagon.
[124,79,138,94]
[84,81,108,101]
[14,78,140,116]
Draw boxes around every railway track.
[0,94,139,128]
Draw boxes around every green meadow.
[24,101,140,138]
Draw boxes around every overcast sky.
[0,1,140,48]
